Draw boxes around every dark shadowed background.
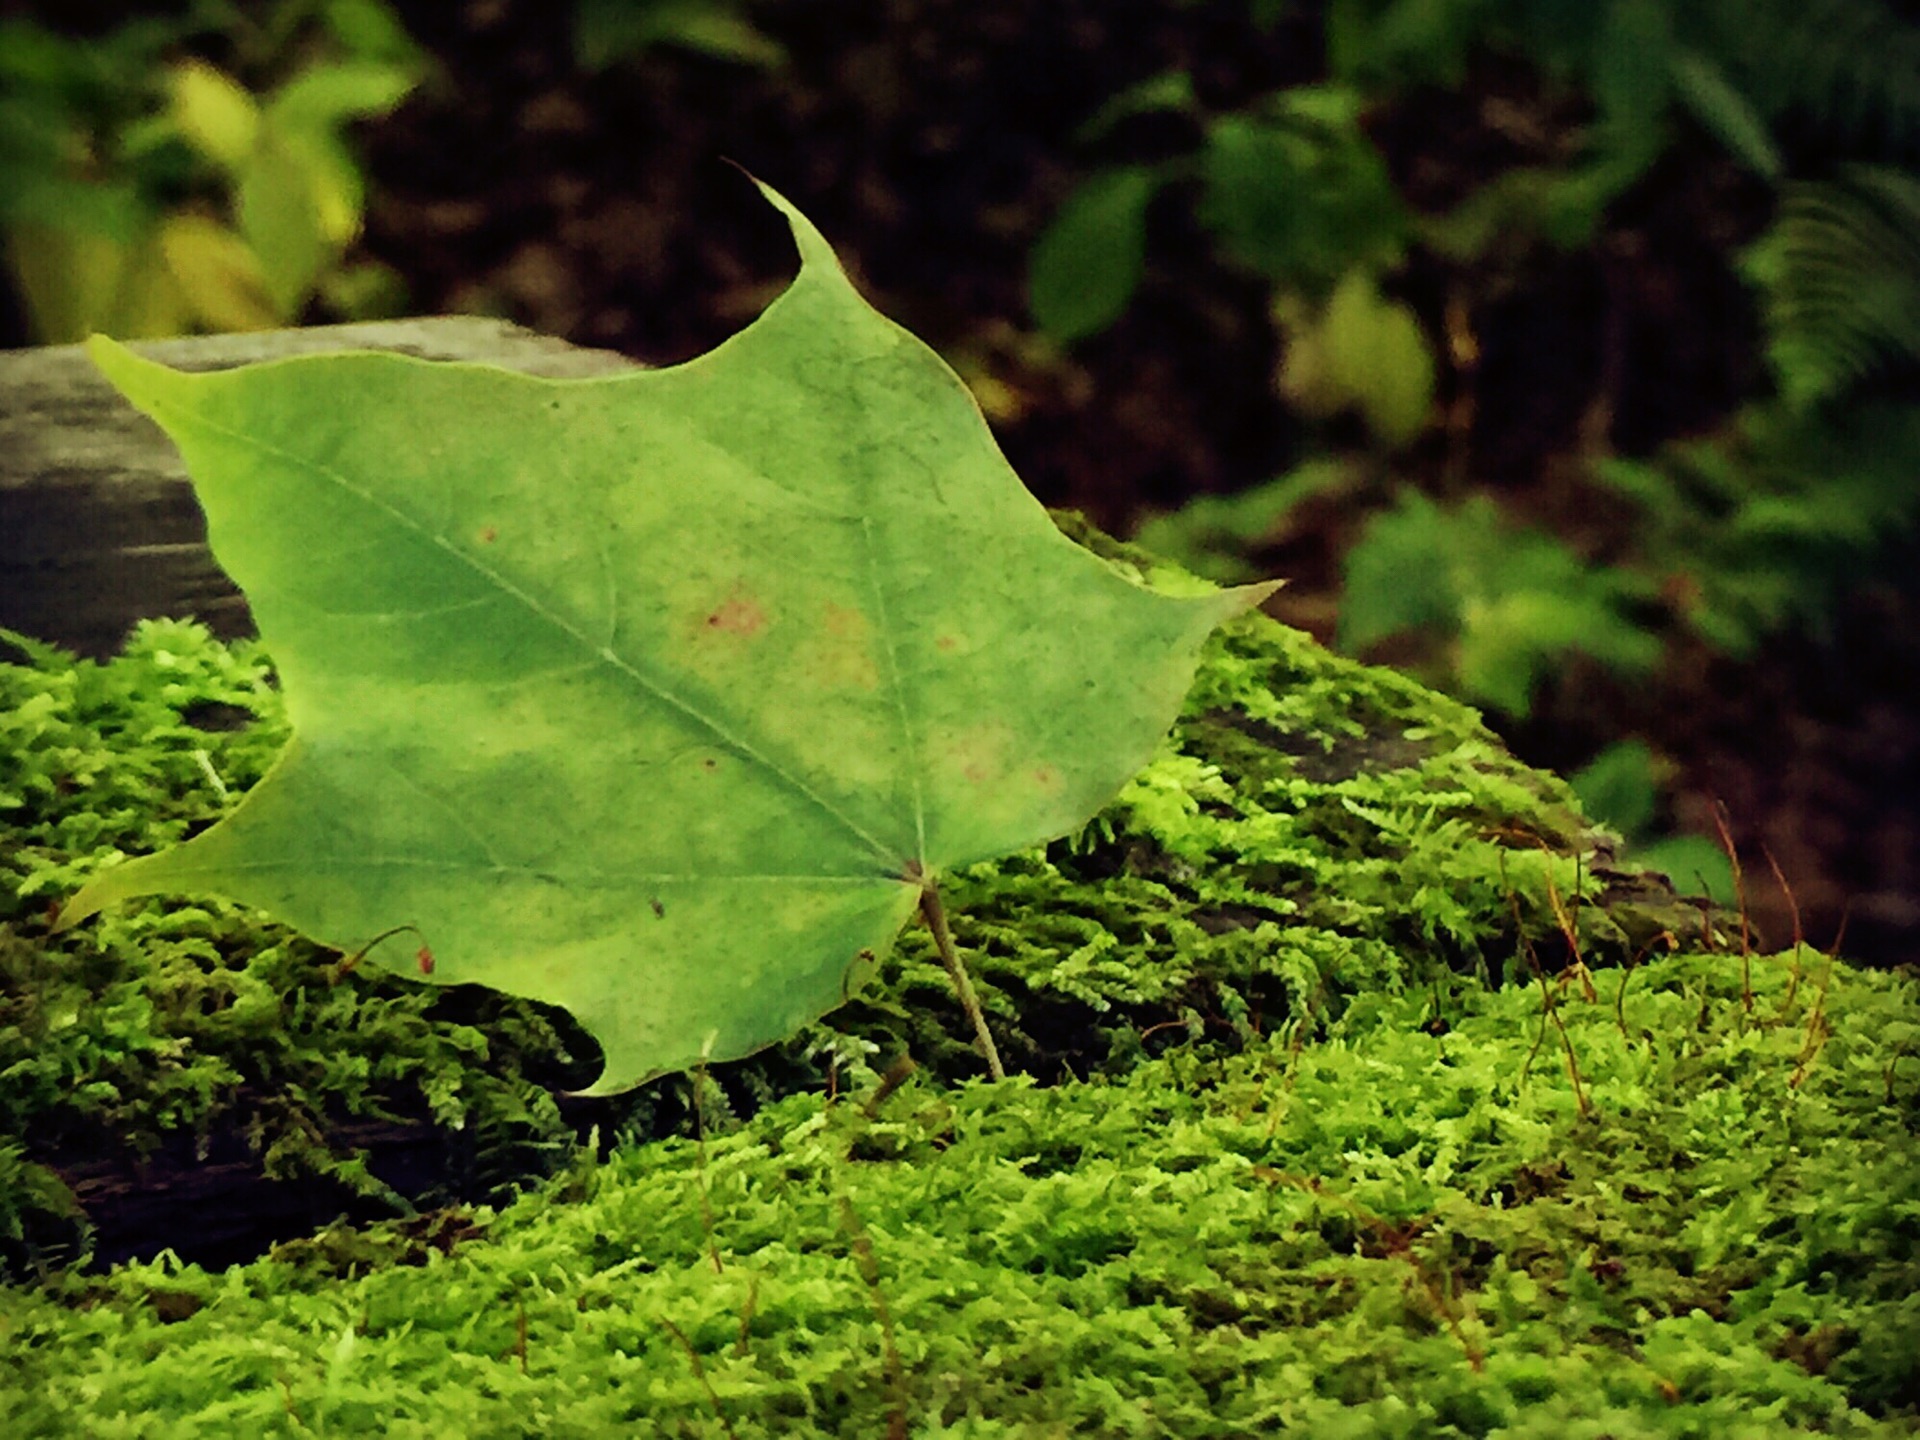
[3,0,1917,962]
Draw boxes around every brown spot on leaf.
[701,756,719,773]
[936,634,959,653]
[938,720,1015,791]
[650,898,665,918]
[704,591,766,636]
[479,526,498,543]
[1033,765,1060,789]
[811,600,879,690]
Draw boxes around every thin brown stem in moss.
[660,1317,740,1440]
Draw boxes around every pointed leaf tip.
[51,881,107,934]
[53,847,164,931]
[1234,578,1284,611]
[84,332,135,378]
[85,334,180,411]
[747,178,845,281]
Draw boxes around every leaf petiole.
[916,880,1005,1081]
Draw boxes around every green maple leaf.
[58,184,1275,1093]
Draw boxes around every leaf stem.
[917,881,1005,1081]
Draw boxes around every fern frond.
[1748,163,1920,407]
[1704,0,1920,159]
[1600,398,1920,652]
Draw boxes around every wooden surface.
[0,317,638,659]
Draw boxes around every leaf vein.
[858,514,927,870]
[161,390,898,869]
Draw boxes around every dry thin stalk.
[660,1317,741,1440]
[1502,855,1592,1119]
[1764,843,1809,1011]
[692,1065,723,1275]
[1710,801,1755,1012]
[838,1195,909,1440]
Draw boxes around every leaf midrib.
[158,379,909,877]
[121,855,900,884]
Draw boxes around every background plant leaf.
[57,183,1273,1094]
[1028,165,1158,343]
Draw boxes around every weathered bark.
[0,318,638,659]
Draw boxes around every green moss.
[0,622,588,1274]
[3,600,1915,1432]
[2,948,1914,1435]
[1,596,1658,1272]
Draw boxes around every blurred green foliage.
[1338,491,1663,717]
[1134,456,1362,584]
[573,0,786,70]
[1035,0,1920,866]
[0,0,422,342]
[1593,402,1920,658]
[1746,165,1920,411]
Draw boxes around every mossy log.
[2,322,1711,1276]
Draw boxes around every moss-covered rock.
[3,557,1915,1433]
